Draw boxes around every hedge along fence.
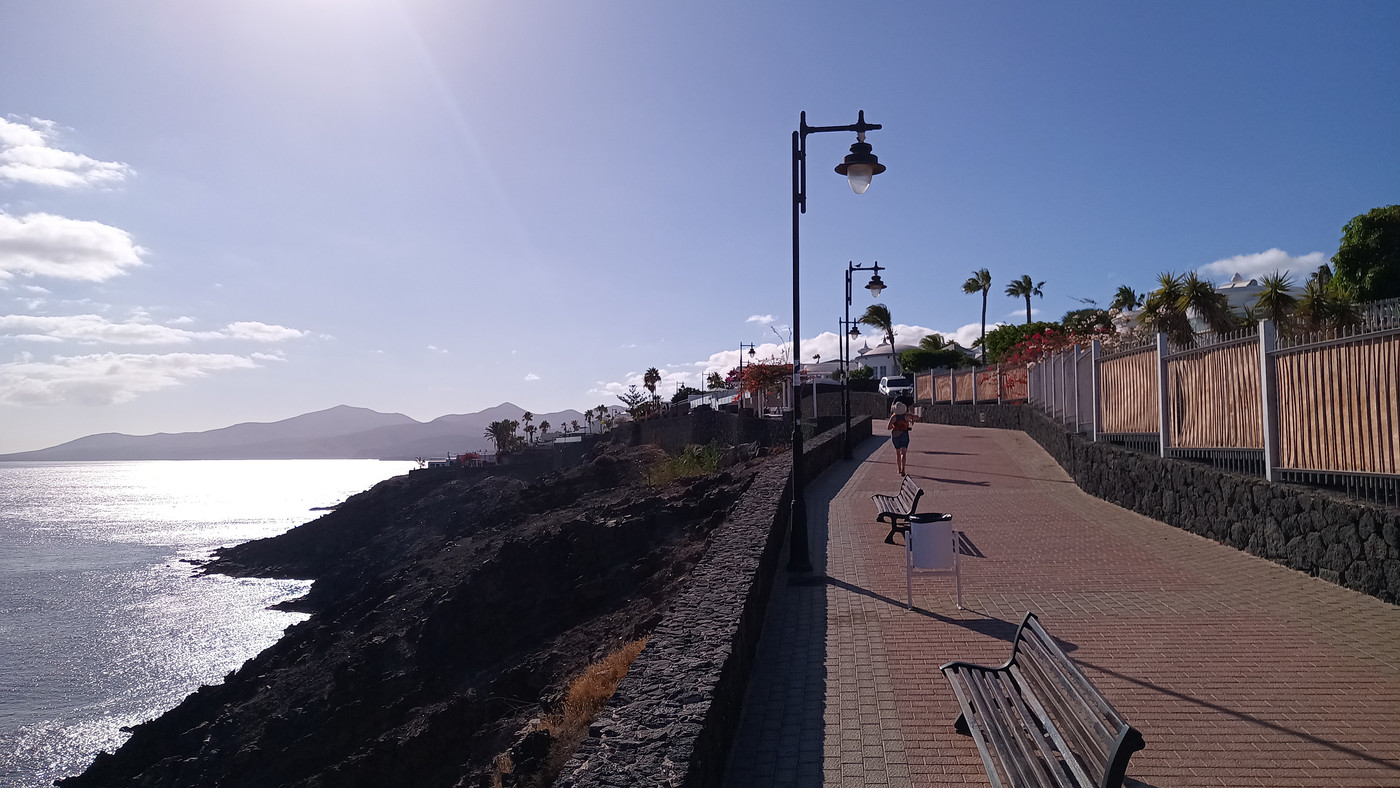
[556,417,873,788]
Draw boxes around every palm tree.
[919,333,949,351]
[520,411,533,443]
[594,404,609,431]
[1252,271,1297,324]
[961,268,992,358]
[1005,275,1045,324]
[570,419,581,432]
[1110,285,1142,312]
[1140,272,1194,346]
[1180,273,1237,335]
[524,423,537,443]
[483,419,519,455]
[584,409,594,433]
[643,367,661,395]
[538,420,550,439]
[1296,278,1359,331]
[858,303,898,374]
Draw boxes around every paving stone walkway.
[724,422,1400,788]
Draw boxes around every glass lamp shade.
[834,140,885,194]
[849,325,862,338]
[866,273,886,298]
[845,164,874,194]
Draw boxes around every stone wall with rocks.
[798,390,891,422]
[622,409,791,454]
[555,419,871,787]
[919,404,1400,603]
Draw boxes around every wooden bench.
[872,475,923,544]
[941,612,1145,788]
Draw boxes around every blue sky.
[1,1,1396,453]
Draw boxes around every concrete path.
[723,422,1400,787]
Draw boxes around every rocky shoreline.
[60,442,766,788]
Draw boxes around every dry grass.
[486,636,648,788]
[544,635,648,740]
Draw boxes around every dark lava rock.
[59,442,763,788]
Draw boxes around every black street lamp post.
[843,261,886,460]
[788,110,886,572]
[737,342,755,411]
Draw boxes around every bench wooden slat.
[1008,663,1099,788]
[963,669,1039,788]
[946,667,1009,788]
[1027,617,1126,727]
[988,670,1068,788]
[1015,643,1113,775]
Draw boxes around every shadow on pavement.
[1081,661,1400,773]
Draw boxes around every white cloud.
[746,314,776,325]
[0,352,259,406]
[0,212,145,282]
[0,117,132,188]
[524,372,541,381]
[427,345,447,353]
[1197,248,1328,283]
[0,314,309,345]
[167,316,195,325]
[222,321,307,342]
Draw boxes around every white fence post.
[1072,344,1081,431]
[972,366,979,406]
[1157,332,1171,457]
[1090,339,1102,442]
[1260,320,1280,482]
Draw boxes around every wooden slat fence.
[915,373,933,403]
[934,374,952,404]
[1275,332,1400,475]
[1001,365,1028,401]
[1166,340,1262,449]
[953,370,975,403]
[976,369,1000,401]
[1098,348,1157,434]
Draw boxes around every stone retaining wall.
[623,409,791,454]
[555,417,873,787]
[920,404,1400,603]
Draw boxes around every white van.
[878,375,913,397]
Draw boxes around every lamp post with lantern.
[844,261,887,460]
[787,110,887,572]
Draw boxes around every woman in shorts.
[888,401,911,476]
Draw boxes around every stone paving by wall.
[920,404,1400,604]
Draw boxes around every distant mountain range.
[0,404,603,462]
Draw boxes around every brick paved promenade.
[724,423,1400,787]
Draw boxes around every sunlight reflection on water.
[0,459,414,787]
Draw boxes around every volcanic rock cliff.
[60,442,765,788]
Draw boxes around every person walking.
[887,401,912,476]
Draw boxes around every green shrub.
[647,441,724,486]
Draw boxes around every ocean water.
[0,459,415,787]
